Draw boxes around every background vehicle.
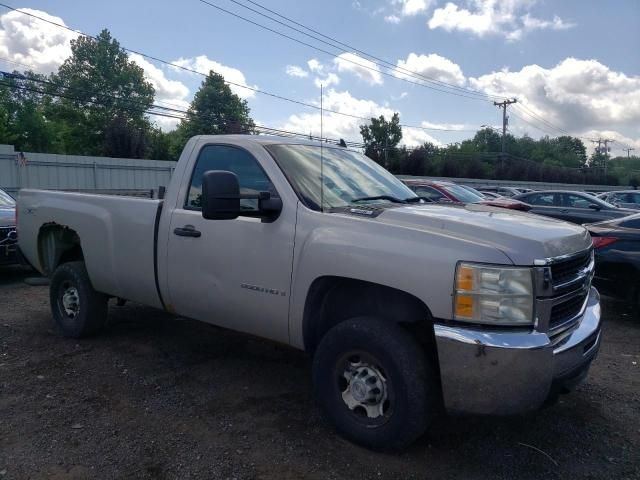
[478,186,522,197]
[586,214,640,311]
[513,190,636,224]
[18,135,601,450]
[477,190,502,199]
[403,179,531,211]
[597,191,640,210]
[0,188,17,266]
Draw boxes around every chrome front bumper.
[434,287,601,415]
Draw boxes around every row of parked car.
[401,179,640,310]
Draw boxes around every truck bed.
[18,189,164,309]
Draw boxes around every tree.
[171,71,255,158]
[360,113,402,168]
[48,29,155,157]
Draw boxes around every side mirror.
[588,204,601,211]
[201,170,283,221]
[202,170,241,220]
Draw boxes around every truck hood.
[375,203,591,265]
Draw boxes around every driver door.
[164,144,296,344]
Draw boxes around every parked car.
[596,190,640,210]
[478,186,522,197]
[586,214,640,310]
[19,135,601,450]
[513,190,636,224]
[476,190,502,199]
[403,179,531,211]
[0,188,17,265]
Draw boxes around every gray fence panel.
[0,145,176,196]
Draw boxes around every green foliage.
[47,30,155,158]
[170,72,255,159]
[359,113,402,168]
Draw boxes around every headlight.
[453,262,534,325]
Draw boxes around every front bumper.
[434,286,601,415]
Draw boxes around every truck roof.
[192,134,345,148]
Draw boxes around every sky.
[0,0,639,155]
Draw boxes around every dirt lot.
[0,265,638,480]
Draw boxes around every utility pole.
[622,147,635,159]
[493,98,517,171]
[591,138,614,178]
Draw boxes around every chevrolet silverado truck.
[18,135,601,450]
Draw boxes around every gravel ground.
[0,265,638,480]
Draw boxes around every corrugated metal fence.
[0,145,176,196]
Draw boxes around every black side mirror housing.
[202,170,241,220]
[201,170,283,221]
[588,204,601,211]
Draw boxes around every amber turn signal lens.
[454,294,474,319]
[456,265,474,291]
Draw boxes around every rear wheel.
[50,261,108,338]
[312,316,437,450]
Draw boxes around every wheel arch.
[302,276,437,358]
[38,223,83,275]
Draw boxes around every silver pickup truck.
[18,135,601,450]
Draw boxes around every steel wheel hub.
[61,286,80,318]
[341,357,388,419]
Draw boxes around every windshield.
[440,184,485,203]
[266,144,417,210]
[0,189,15,207]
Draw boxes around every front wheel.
[50,261,108,338]
[312,317,438,450]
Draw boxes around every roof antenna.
[320,83,324,213]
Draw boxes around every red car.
[402,180,531,211]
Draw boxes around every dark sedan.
[0,188,18,266]
[586,214,640,310]
[513,190,636,224]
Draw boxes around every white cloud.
[129,54,190,131]
[0,8,78,74]
[172,55,256,99]
[314,72,340,88]
[307,58,324,73]
[402,127,442,147]
[470,58,640,145]
[334,52,383,86]
[384,14,401,24]
[285,65,309,78]
[394,0,432,16]
[395,52,466,86]
[428,0,575,40]
[282,89,396,141]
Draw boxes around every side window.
[186,145,277,212]
[566,194,595,209]
[527,193,555,206]
[414,186,446,201]
[620,217,640,229]
[630,193,640,204]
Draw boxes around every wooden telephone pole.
[493,99,517,170]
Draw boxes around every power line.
[0,4,478,135]
[214,0,503,101]
[195,0,495,103]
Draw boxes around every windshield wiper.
[352,195,407,204]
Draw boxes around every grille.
[0,226,16,243]
[550,250,592,289]
[550,292,588,331]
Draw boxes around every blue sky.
[1,0,639,153]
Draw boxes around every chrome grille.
[550,250,593,292]
[550,291,588,331]
[0,226,16,244]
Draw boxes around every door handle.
[173,225,201,238]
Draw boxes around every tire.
[49,261,108,338]
[312,316,437,450]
